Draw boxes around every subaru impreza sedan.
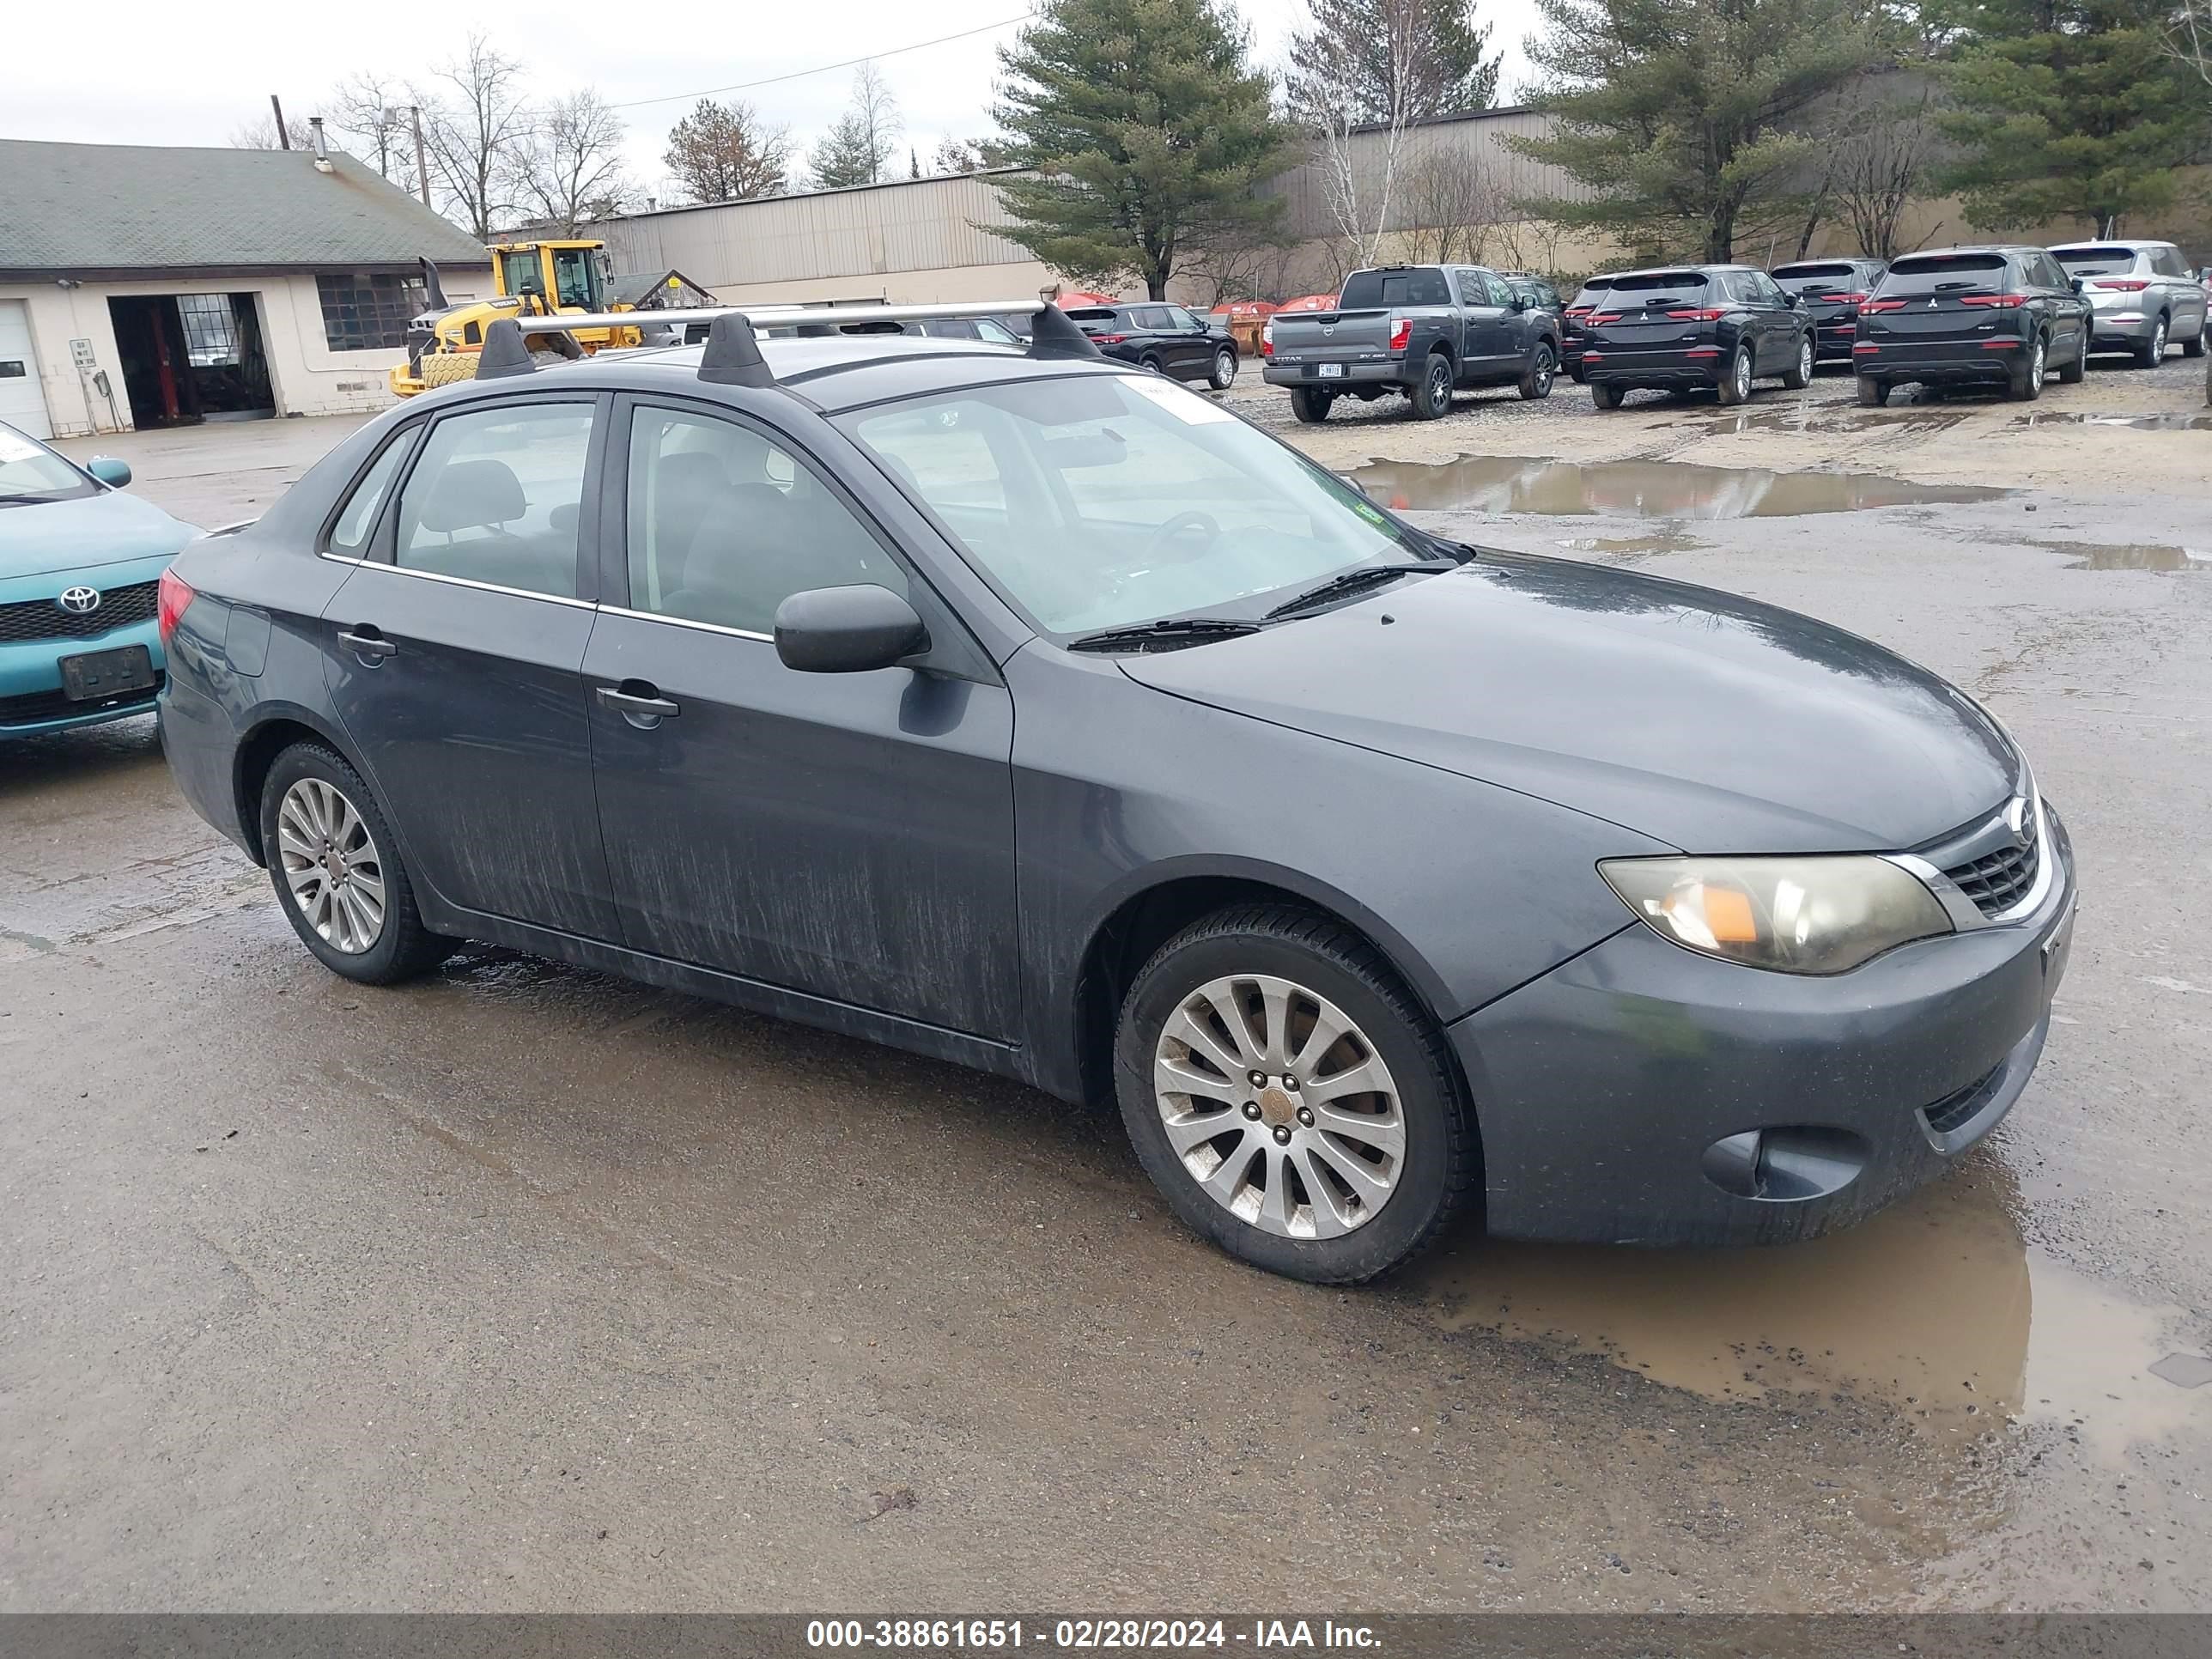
[155,312,2075,1284]
[1,421,198,737]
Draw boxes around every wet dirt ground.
[7,373,2209,1612]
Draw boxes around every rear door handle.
[597,681,680,727]
[337,627,397,662]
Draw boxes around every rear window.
[1772,263,1856,281]
[1880,253,2008,295]
[1340,268,1450,307]
[1772,263,1863,293]
[1065,307,1120,323]
[1569,280,1614,309]
[2051,246,2139,276]
[1611,271,1709,295]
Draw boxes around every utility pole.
[270,94,290,149]
[409,105,432,209]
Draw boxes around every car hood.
[1117,553,2019,854]
[0,489,198,582]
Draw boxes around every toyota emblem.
[57,585,100,615]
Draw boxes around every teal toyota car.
[1,421,198,738]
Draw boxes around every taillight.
[1584,312,1623,325]
[1388,316,1412,353]
[1261,319,1273,357]
[1565,307,1591,318]
[1666,307,1729,321]
[1860,299,1909,313]
[1832,291,1869,305]
[1091,332,1128,344]
[2092,278,2148,292]
[157,568,195,646]
[1960,294,2028,308]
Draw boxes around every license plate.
[59,643,156,702]
[1317,362,1344,379]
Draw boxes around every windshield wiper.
[1264,560,1455,620]
[1065,616,1263,653]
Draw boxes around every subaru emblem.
[58,585,100,615]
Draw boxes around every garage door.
[0,301,52,439]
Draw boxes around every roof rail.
[469,300,1104,387]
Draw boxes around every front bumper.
[1450,806,2075,1246]
[0,619,167,737]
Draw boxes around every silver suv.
[2048,240,2209,366]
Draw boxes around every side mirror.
[1510,294,1532,312]
[2069,277,2086,295]
[87,457,132,488]
[774,584,928,674]
[1784,291,1802,308]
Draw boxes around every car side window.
[392,402,592,599]
[623,404,906,638]
[325,428,415,557]
[2153,247,2185,278]
[1133,307,1172,331]
[1473,270,1510,306]
[1167,307,1201,330]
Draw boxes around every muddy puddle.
[2033,539,2211,572]
[1555,527,1711,561]
[1697,405,1974,436]
[1407,1170,2207,1455]
[1352,453,2008,519]
[2010,411,2212,432]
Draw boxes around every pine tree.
[992,0,1294,299]
[1935,0,2206,234]
[662,99,789,202]
[1507,0,1880,262]
[1286,0,1503,125]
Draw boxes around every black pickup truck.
[1261,264,1560,422]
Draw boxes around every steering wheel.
[1143,510,1222,564]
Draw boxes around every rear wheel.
[1410,352,1455,419]
[2057,339,2086,383]
[1141,355,1164,375]
[1856,376,1889,407]
[1114,904,1479,1284]
[1290,386,1334,423]
[2182,327,2206,359]
[1517,343,1557,400]
[2006,334,2047,401]
[1208,346,1238,390]
[259,744,452,985]
[1590,382,1624,410]
[1782,333,1814,390]
[1716,345,1754,405]
[2133,316,2167,368]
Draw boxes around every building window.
[316,273,427,352]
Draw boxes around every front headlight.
[1598,855,1953,975]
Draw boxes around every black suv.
[1560,275,1615,381]
[1063,303,1240,388]
[1579,265,1815,409]
[1770,258,1888,363]
[1853,246,2092,405]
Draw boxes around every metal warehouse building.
[0,139,492,438]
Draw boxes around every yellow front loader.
[389,241,642,397]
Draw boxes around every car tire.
[2182,324,2206,359]
[1856,376,1889,407]
[1716,345,1754,405]
[2057,340,2086,384]
[1207,346,1238,390]
[2134,317,2167,368]
[1516,343,1556,400]
[1141,355,1164,376]
[1409,352,1455,420]
[1782,334,1814,390]
[1590,382,1623,410]
[1113,903,1480,1285]
[259,742,453,986]
[2006,334,2047,401]
[1290,386,1334,423]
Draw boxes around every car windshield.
[2051,246,2138,276]
[0,426,97,504]
[840,373,1428,635]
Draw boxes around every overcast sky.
[7,0,1541,209]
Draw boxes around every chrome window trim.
[598,603,774,643]
[313,550,592,610]
[1886,785,2053,931]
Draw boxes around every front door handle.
[598,681,680,728]
[337,626,397,662]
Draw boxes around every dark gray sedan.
[156,309,2075,1284]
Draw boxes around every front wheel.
[1716,345,1754,405]
[1782,334,1814,390]
[2181,320,2206,359]
[1208,346,1238,390]
[1409,353,1455,419]
[2057,338,2086,384]
[2006,335,2047,401]
[260,743,453,985]
[1114,905,1480,1283]
[1290,386,1334,423]
[1517,343,1557,400]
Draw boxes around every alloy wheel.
[1734,350,1753,400]
[2030,337,2046,392]
[276,777,387,955]
[2149,319,2167,364]
[1798,339,1814,382]
[1152,973,1406,1240]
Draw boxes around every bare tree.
[412,35,533,238]
[516,89,633,234]
[809,62,902,188]
[1395,136,1507,264]
[231,112,314,149]
[325,73,419,191]
[1286,0,1423,270]
[1832,88,1942,259]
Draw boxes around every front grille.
[1922,1061,2005,1134]
[0,674,164,729]
[0,580,160,645]
[1942,809,2040,916]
